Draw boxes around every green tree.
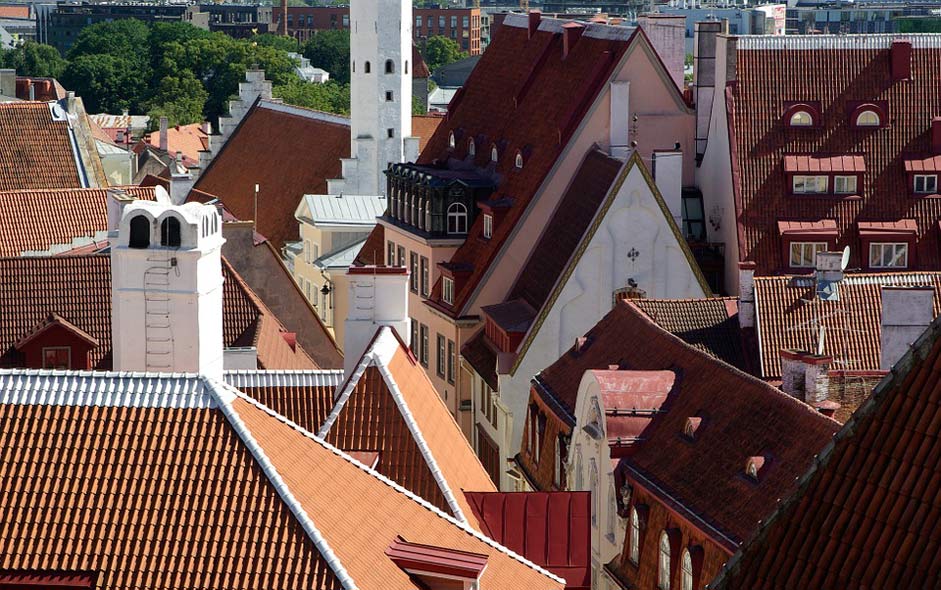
[252,33,299,53]
[412,94,426,115]
[146,70,209,126]
[62,54,146,113]
[67,18,151,74]
[421,36,466,73]
[273,78,350,115]
[0,42,67,78]
[302,29,350,84]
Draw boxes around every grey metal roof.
[301,193,387,226]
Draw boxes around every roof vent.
[891,40,912,82]
[528,11,541,38]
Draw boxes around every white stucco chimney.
[608,80,630,160]
[738,262,756,329]
[169,153,196,205]
[159,116,169,152]
[881,286,934,370]
[343,266,410,377]
[652,150,683,228]
[111,200,226,379]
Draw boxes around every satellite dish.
[840,246,851,271]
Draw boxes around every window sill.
[911,192,941,199]
[788,193,863,201]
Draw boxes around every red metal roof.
[464,491,591,589]
[857,218,917,235]
[776,219,838,236]
[711,318,941,589]
[592,369,674,456]
[418,19,638,315]
[903,153,941,172]
[385,537,488,580]
[783,154,866,173]
[727,39,941,273]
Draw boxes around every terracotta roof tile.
[728,39,941,272]
[0,102,83,191]
[464,491,591,589]
[753,272,941,379]
[0,254,317,370]
[418,20,637,315]
[145,123,208,162]
[711,317,941,589]
[630,297,748,371]
[225,370,342,433]
[0,186,157,256]
[412,113,444,151]
[536,301,838,548]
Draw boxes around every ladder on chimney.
[143,255,175,372]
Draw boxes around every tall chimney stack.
[343,266,410,378]
[159,116,169,152]
[881,286,934,370]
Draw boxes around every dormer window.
[683,417,701,440]
[515,151,524,168]
[468,138,476,156]
[447,202,468,234]
[855,109,881,127]
[448,131,455,149]
[789,110,814,127]
[792,175,828,194]
[833,175,858,195]
[482,213,493,239]
[745,456,766,481]
[915,174,938,194]
[442,276,454,305]
[850,103,886,129]
[490,144,498,163]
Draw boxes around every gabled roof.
[754,272,941,379]
[0,102,84,191]
[14,312,99,350]
[0,254,317,370]
[224,368,344,433]
[418,16,649,316]
[536,301,838,553]
[320,327,498,526]
[710,316,941,589]
[0,368,564,590]
[631,297,747,371]
[0,186,159,256]
[726,35,941,272]
[464,491,591,589]
[297,193,387,226]
[353,223,386,266]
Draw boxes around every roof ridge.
[224,369,344,389]
[206,378,356,590]
[224,380,566,585]
[258,99,351,127]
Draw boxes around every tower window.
[352,61,355,72]
[659,531,671,589]
[129,215,150,249]
[385,59,394,73]
[387,128,394,138]
[515,152,524,168]
[405,60,409,74]
[160,217,181,248]
[364,61,371,73]
[386,91,393,101]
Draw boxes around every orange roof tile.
[711,317,941,589]
[0,186,158,256]
[146,123,208,163]
[412,113,444,151]
[0,102,83,191]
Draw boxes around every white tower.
[329,0,419,196]
[111,200,225,379]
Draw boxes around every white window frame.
[789,241,827,268]
[629,508,641,564]
[515,152,524,168]
[869,242,909,269]
[482,213,493,239]
[833,175,858,194]
[792,175,829,194]
[914,174,938,194]
[659,531,671,590]
[442,276,454,305]
[447,202,468,234]
[789,110,814,127]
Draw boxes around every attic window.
[448,131,455,149]
[515,151,524,168]
[745,456,766,481]
[468,138,476,156]
[490,145,498,163]
[683,417,701,440]
[850,103,886,129]
[855,109,881,127]
[789,110,814,127]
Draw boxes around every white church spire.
[329,0,419,196]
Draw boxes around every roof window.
[789,110,814,127]
[783,102,820,129]
[490,144,498,163]
[468,138,476,156]
[683,417,701,440]
[448,131,455,149]
[745,456,766,481]
[515,151,524,169]
[850,103,886,129]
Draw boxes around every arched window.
[202,217,209,237]
[515,152,524,168]
[352,60,355,72]
[629,508,641,564]
[589,460,599,526]
[554,436,563,488]
[681,549,693,590]
[659,531,671,590]
[856,109,881,127]
[606,483,617,538]
[490,145,498,162]
[574,445,583,489]
[129,215,150,249]
[160,217,181,248]
[446,202,467,234]
[385,59,394,73]
[789,110,814,127]
[448,131,455,149]
[405,60,409,74]
[364,61,371,74]
[468,138,476,156]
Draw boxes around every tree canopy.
[302,30,351,84]
[420,36,467,73]
[0,42,67,79]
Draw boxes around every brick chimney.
[343,266,410,377]
[780,349,832,405]
[881,286,934,370]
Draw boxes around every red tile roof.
[412,43,431,78]
[224,370,342,434]
[0,186,157,256]
[418,18,640,315]
[464,491,591,589]
[145,123,208,163]
[411,113,444,150]
[753,272,941,379]
[0,5,29,18]
[0,254,318,370]
[727,37,941,272]
[0,102,83,191]
[194,102,350,251]
[711,318,941,589]
[353,223,385,266]
[536,301,839,550]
